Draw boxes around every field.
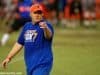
[0,23,100,75]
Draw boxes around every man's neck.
[32,19,44,25]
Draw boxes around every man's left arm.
[39,22,53,39]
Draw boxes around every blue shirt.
[24,0,33,5]
[24,0,44,4]
[18,2,31,18]
[17,21,54,72]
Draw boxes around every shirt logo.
[24,30,38,42]
[19,6,30,12]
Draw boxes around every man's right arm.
[2,42,23,69]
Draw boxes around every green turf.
[0,24,100,75]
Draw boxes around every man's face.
[30,10,43,22]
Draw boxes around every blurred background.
[0,0,100,75]
[0,0,100,28]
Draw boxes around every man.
[69,0,82,27]
[81,0,96,27]
[0,0,31,46]
[2,3,54,75]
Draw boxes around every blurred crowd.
[0,0,99,46]
[0,0,99,28]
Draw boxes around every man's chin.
[35,19,42,22]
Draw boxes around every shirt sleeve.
[17,26,25,45]
[47,22,54,38]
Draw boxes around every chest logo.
[25,30,38,42]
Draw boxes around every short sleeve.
[47,22,54,37]
[17,26,25,45]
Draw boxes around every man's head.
[30,4,44,23]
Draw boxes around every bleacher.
[96,0,100,19]
[64,0,100,19]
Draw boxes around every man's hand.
[39,21,52,39]
[2,58,11,69]
[39,22,48,29]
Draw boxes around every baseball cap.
[30,4,43,13]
